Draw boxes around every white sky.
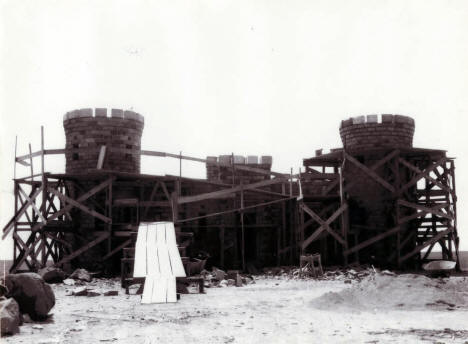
[1,0,468,258]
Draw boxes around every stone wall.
[63,108,144,174]
[339,114,414,151]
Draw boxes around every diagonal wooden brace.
[400,228,452,263]
[345,152,395,193]
[399,157,448,195]
[48,187,111,224]
[398,157,451,194]
[53,232,110,267]
[301,203,347,249]
[30,177,115,233]
[2,186,43,239]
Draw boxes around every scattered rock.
[86,290,101,297]
[5,273,55,321]
[212,267,227,281]
[38,267,66,284]
[103,291,118,296]
[0,298,21,335]
[32,324,44,330]
[226,279,235,286]
[235,274,243,287]
[69,269,92,282]
[218,280,228,288]
[63,279,76,286]
[72,287,88,296]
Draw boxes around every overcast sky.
[1,0,468,258]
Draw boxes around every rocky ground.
[2,268,468,344]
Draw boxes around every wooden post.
[394,152,401,268]
[40,126,46,266]
[107,178,113,254]
[14,136,17,179]
[289,168,293,196]
[280,183,286,265]
[28,143,35,220]
[179,151,182,195]
[220,224,225,268]
[171,191,179,223]
[240,182,245,272]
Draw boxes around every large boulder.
[5,273,55,321]
[38,267,66,284]
[0,298,21,335]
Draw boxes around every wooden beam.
[398,158,451,193]
[2,187,43,239]
[17,187,46,223]
[178,177,288,204]
[48,187,112,223]
[177,195,297,223]
[301,203,348,249]
[323,149,400,195]
[345,152,395,193]
[400,228,452,263]
[96,146,107,169]
[398,200,453,221]
[53,232,110,266]
[30,177,114,233]
[399,157,448,194]
[344,203,448,256]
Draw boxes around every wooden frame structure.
[3,127,300,273]
[302,147,459,269]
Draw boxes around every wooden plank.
[345,152,395,192]
[133,224,148,277]
[96,146,106,169]
[53,232,109,266]
[156,225,172,276]
[178,177,288,204]
[16,150,42,162]
[147,224,159,275]
[141,275,154,304]
[48,187,112,224]
[177,195,297,223]
[400,228,452,263]
[398,200,453,221]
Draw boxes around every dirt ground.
[2,273,468,344]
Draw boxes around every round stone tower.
[339,114,416,265]
[63,108,144,174]
[339,114,414,151]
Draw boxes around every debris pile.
[195,268,255,289]
[259,265,381,282]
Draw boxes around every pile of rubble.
[196,267,255,289]
[260,265,394,282]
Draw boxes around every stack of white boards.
[133,222,186,303]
